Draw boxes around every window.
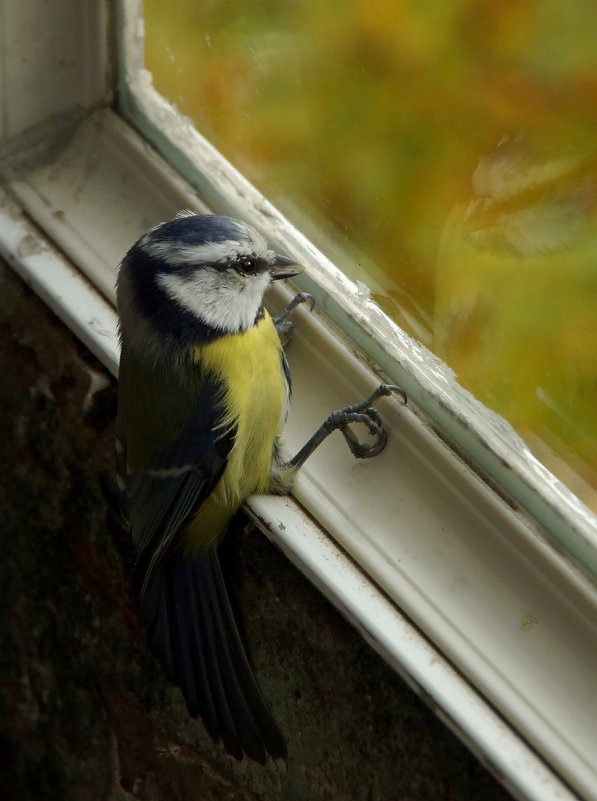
[142,0,597,520]
[124,0,597,576]
[1,2,596,799]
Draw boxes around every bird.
[111,211,403,762]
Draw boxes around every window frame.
[1,3,596,800]
[117,0,597,580]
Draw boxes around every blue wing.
[122,377,231,597]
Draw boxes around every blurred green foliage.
[144,0,597,509]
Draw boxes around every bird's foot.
[273,292,315,341]
[289,384,407,469]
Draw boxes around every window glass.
[144,0,597,511]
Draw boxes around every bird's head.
[117,212,301,349]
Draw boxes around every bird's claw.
[288,383,406,469]
[274,292,315,339]
[328,384,405,460]
[338,409,388,459]
[346,384,407,412]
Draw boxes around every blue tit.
[112,212,402,763]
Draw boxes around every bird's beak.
[271,253,303,281]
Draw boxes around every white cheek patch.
[157,268,272,333]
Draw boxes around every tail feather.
[193,560,246,760]
[198,558,271,762]
[183,560,220,740]
[146,578,177,685]
[136,548,286,761]
[206,554,287,760]
[170,563,220,739]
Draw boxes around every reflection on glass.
[144,0,597,510]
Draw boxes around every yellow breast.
[184,311,286,555]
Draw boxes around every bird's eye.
[236,256,258,275]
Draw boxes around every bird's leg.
[273,292,315,339]
[288,384,407,470]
